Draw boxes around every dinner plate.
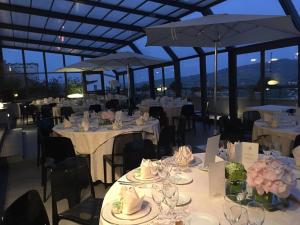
[112,201,151,220]
[183,212,219,225]
[101,197,159,225]
[126,170,161,183]
[177,193,191,206]
[189,156,202,167]
[169,173,193,185]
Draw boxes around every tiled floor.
[0,121,213,224]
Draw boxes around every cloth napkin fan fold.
[119,187,144,215]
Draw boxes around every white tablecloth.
[246,105,296,117]
[252,120,300,156]
[100,153,300,225]
[53,119,160,182]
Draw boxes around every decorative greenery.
[225,162,247,181]
[67,79,83,95]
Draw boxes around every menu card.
[235,142,259,170]
[209,161,225,198]
[204,135,220,167]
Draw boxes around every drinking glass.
[247,201,265,225]
[223,195,242,225]
[151,183,165,218]
[163,182,179,219]
[157,160,171,181]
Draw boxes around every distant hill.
[136,58,297,88]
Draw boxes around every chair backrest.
[123,139,156,172]
[294,134,300,148]
[242,111,261,131]
[89,104,102,113]
[218,115,229,134]
[176,117,186,146]
[112,132,142,159]
[42,136,75,164]
[105,99,119,111]
[149,106,164,119]
[158,125,175,156]
[41,105,52,119]
[60,107,73,119]
[181,104,194,117]
[51,157,94,225]
[1,190,50,225]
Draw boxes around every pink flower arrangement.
[247,156,296,198]
[101,110,115,122]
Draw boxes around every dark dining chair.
[89,104,102,113]
[1,190,50,225]
[51,157,103,225]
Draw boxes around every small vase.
[253,189,289,211]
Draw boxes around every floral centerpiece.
[99,110,115,125]
[247,156,296,210]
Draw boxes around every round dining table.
[100,153,300,225]
[53,116,160,182]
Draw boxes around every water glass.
[247,201,265,225]
[151,183,165,218]
[223,195,242,225]
[163,182,179,219]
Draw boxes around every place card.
[209,161,225,198]
[204,135,220,168]
[235,142,259,170]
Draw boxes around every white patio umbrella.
[87,52,167,113]
[56,61,102,72]
[145,14,300,133]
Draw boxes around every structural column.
[200,55,208,117]
[100,71,105,95]
[228,49,238,119]
[260,50,265,105]
[148,67,155,99]
[174,61,181,97]
[115,73,120,94]
[82,72,87,94]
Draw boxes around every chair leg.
[103,158,107,188]
[112,166,115,184]
[41,167,47,201]
[37,141,40,167]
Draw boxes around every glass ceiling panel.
[54,37,70,44]
[134,36,171,60]
[102,28,124,38]
[89,26,110,36]
[14,42,27,48]
[134,17,158,26]
[87,7,110,20]
[42,34,56,42]
[11,12,29,25]
[70,3,93,17]
[61,21,80,32]
[137,1,162,12]
[212,0,285,15]
[117,45,134,52]
[76,23,96,34]
[90,42,106,48]
[120,0,145,9]
[31,0,52,10]
[291,0,300,14]
[46,18,65,30]
[171,47,197,58]
[155,5,179,14]
[28,32,42,40]
[170,9,189,17]
[101,43,118,49]
[14,30,27,38]
[181,12,202,21]
[0,10,11,23]
[11,0,30,7]
[29,15,47,28]
[198,0,219,7]
[52,0,73,13]
[79,40,94,46]
[114,31,138,40]
[38,45,51,51]
[101,0,123,4]
[0,28,12,36]
[26,44,40,50]
[120,14,143,25]
[104,10,128,22]
[67,38,83,45]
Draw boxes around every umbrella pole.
[127,64,132,115]
[213,41,218,135]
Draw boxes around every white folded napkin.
[81,119,89,131]
[134,110,141,118]
[135,116,145,126]
[142,112,149,122]
[174,146,194,166]
[140,159,154,179]
[63,118,72,128]
[115,111,123,122]
[119,187,144,215]
[83,111,89,120]
[112,120,122,130]
[293,146,300,167]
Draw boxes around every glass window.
[265,46,298,105]
[237,52,261,117]
[86,73,101,92]
[66,73,83,95]
[171,47,197,58]
[180,57,200,97]
[206,52,229,115]
[65,55,81,66]
[24,50,45,73]
[134,36,171,60]
[27,73,47,98]
[2,48,25,73]
[118,74,128,95]
[45,52,64,72]
[291,0,300,14]
[154,68,164,96]
[164,65,175,96]
[47,73,65,96]
[212,0,285,15]
[104,73,115,92]
[134,68,150,102]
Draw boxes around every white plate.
[189,156,202,167]
[169,173,193,185]
[101,197,159,225]
[177,193,191,206]
[126,170,161,183]
[183,212,219,225]
[198,164,208,171]
[112,201,151,220]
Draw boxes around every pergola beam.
[149,0,209,12]
[0,23,130,46]
[279,0,300,31]
[0,35,115,53]
[0,3,144,33]
[68,0,177,22]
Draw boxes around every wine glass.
[151,183,165,218]
[223,195,242,225]
[247,201,265,225]
[157,160,171,181]
[163,182,179,219]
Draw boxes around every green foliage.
[67,78,83,95]
[225,162,247,181]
